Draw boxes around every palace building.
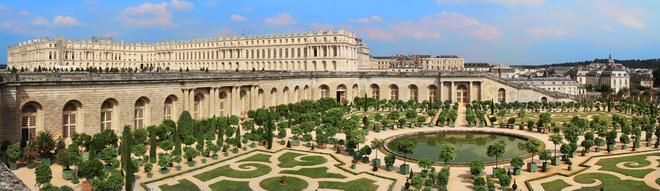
[1,30,573,146]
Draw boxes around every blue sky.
[1,0,659,65]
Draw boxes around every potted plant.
[5,144,21,170]
[468,159,484,176]
[55,148,78,180]
[158,154,171,174]
[78,159,104,191]
[548,134,563,166]
[35,163,52,189]
[207,142,219,160]
[184,147,200,167]
[384,154,396,171]
[594,137,605,152]
[397,140,415,174]
[620,134,630,150]
[539,150,551,172]
[510,157,524,175]
[173,155,182,171]
[606,130,617,153]
[370,139,385,169]
[144,163,153,178]
[132,144,147,166]
[524,139,542,172]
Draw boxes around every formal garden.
[0,95,659,191]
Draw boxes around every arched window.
[101,99,117,131]
[194,93,204,119]
[497,88,506,103]
[163,95,177,120]
[370,84,380,100]
[134,97,150,128]
[21,103,39,143]
[219,91,228,116]
[320,85,330,99]
[390,85,399,100]
[429,85,438,103]
[409,85,419,102]
[62,101,81,139]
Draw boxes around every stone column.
[249,86,258,111]
[450,81,454,103]
[439,81,444,102]
[231,86,241,116]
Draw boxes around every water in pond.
[387,132,528,164]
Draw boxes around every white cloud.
[437,0,544,7]
[527,27,566,38]
[265,13,296,26]
[230,14,247,22]
[242,7,254,12]
[349,15,383,24]
[359,11,500,41]
[19,10,29,16]
[32,17,49,26]
[170,0,193,10]
[120,2,173,27]
[599,3,647,29]
[53,16,82,26]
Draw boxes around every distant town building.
[570,54,629,93]
[464,63,491,72]
[629,69,654,89]
[511,77,580,95]
[490,64,516,78]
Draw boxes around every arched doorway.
[336,84,347,103]
[541,97,548,104]
[456,84,469,103]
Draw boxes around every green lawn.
[259,176,308,191]
[277,152,327,168]
[194,163,272,181]
[574,173,655,191]
[209,180,250,191]
[238,153,272,163]
[318,178,379,191]
[159,179,201,191]
[541,179,571,191]
[596,152,659,178]
[281,167,346,179]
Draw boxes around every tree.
[370,138,385,160]
[510,157,524,170]
[133,144,147,161]
[486,141,505,168]
[525,139,543,164]
[473,176,487,191]
[468,159,485,176]
[55,148,76,170]
[184,147,200,162]
[177,112,194,155]
[79,159,104,182]
[6,144,21,164]
[539,150,551,164]
[92,169,124,191]
[418,158,433,173]
[549,133,563,158]
[121,126,135,191]
[396,140,416,165]
[34,130,58,159]
[438,144,456,166]
[35,163,52,188]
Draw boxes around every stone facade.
[510,77,580,95]
[571,54,630,92]
[0,71,572,144]
[8,29,366,72]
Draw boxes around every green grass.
[159,179,201,191]
[281,167,347,179]
[194,163,272,181]
[238,153,272,163]
[574,173,655,191]
[596,152,658,178]
[541,179,571,191]
[259,176,308,191]
[209,180,250,191]
[277,152,327,168]
[318,178,379,191]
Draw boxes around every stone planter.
[147,172,153,178]
[63,169,74,180]
[513,167,521,175]
[528,163,537,172]
[595,147,600,152]
[372,159,381,167]
[81,182,93,191]
[319,144,327,149]
[386,165,393,171]
[212,155,219,160]
[361,157,370,163]
[542,162,549,172]
[351,163,356,169]
[568,165,573,171]
[160,168,169,174]
[250,143,256,148]
[621,144,627,150]
[232,148,239,153]
[202,159,207,164]
[42,158,51,166]
[399,164,410,174]
[551,156,561,166]
[292,139,300,146]
[176,165,182,171]
[279,140,286,145]
[607,144,615,152]
[8,162,17,170]
[223,152,229,157]
[187,161,196,167]
[633,141,640,149]
[150,155,157,163]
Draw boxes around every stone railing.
[0,163,29,191]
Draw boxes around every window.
[62,103,78,139]
[320,85,330,99]
[390,85,399,100]
[134,99,145,128]
[164,97,175,120]
[409,85,418,102]
[21,105,38,142]
[497,88,506,103]
[100,100,115,131]
[219,92,227,116]
[429,86,438,103]
[194,94,204,119]
[371,85,380,100]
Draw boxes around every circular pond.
[386,131,529,164]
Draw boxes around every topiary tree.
[548,133,563,159]
[370,138,385,161]
[121,125,135,191]
[486,141,505,168]
[438,144,456,166]
[55,148,77,170]
[184,147,200,162]
[418,158,433,174]
[35,163,52,188]
[396,140,416,166]
[524,139,542,164]
[5,144,21,169]
[510,157,524,174]
[468,159,485,176]
[79,159,104,182]
[133,144,147,161]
